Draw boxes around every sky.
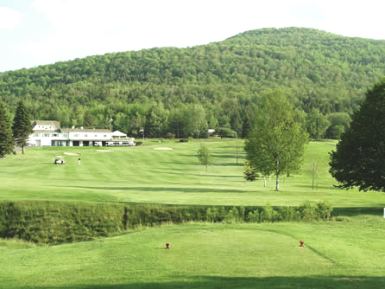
[1,0,385,72]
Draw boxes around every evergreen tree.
[0,102,14,158]
[244,160,257,181]
[245,92,308,191]
[330,81,385,191]
[12,101,32,154]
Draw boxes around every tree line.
[2,28,385,138]
[0,101,31,158]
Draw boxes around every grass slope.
[1,216,385,289]
[0,140,385,207]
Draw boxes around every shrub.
[217,127,237,138]
[246,209,260,222]
[316,201,333,220]
[260,205,277,222]
[224,207,241,224]
[0,201,334,244]
[298,201,317,221]
[244,161,258,181]
[276,206,299,222]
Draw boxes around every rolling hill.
[1,27,385,137]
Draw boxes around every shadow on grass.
[30,275,385,289]
[334,207,383,216]
[159,171,241,178]
[295,184,336,190]
[63,185,247,193]
[159,161,243,167]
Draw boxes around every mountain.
[0,27,385,138]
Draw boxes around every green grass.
[0,139,385,207]
[1,139,385,289]
[1,216,385,289]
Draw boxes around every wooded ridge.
[1,27,385,138]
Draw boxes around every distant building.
[28,121,135,147]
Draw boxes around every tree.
[244,160,257,181]
[0,102,14,158]
[145,103,168,137]
[306,108,330,140]
[330,81,385,191]
[12,101,32,154]
[325,112,351,139]
[197,144,211,171]
[169,104,208,138]
[245,92,308,191]
[83,111,96,127]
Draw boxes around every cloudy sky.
[1,0,385,72]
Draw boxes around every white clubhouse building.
[28,120,135,147]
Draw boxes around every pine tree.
[12,101,32,154]
[0,102,14,158]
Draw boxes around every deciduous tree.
[245,92,308,191]
[197,144,211,172]
[330,81,385,191]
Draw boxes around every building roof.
[112,130,127,137]
[61,128,111,133]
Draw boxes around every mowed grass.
[1,216,385,289]
[1,139,385,289]
[1,139,385,207]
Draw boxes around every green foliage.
[0,201,333,244]
[325,112,351,139]
[316,201,333,220]
[245,91,308,191]
[0,102,14,158]
[0,28,384,138]
[260,205,276,222]
[217,127,238,138]
[306,108,330,140]
[12,101,32,154]
[244,160,258,181]
[330,81,385,191]
[197,143,211,170]
[0,201,124,244]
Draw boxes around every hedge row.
[0,201,333,244]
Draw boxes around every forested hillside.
[1,27,385,138]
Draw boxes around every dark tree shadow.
[27,275,385,289]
